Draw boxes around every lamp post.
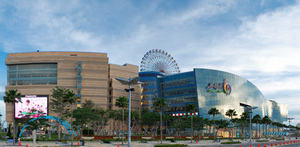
[287,117,294,141]
[116,77,140,147]
[240,103,257,143]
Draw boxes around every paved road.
[0,140,299,147]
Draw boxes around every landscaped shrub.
[221,141,241,144]
[167,139,175,142]
[102,139,111,143]
[82,129,94,136]
[256,139,269,142]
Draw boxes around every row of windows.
[162,88,196,97]
[8,72,57,79]
[7,64,57,85]
[8,63,57,70]
[141,81,156,87]
[8,79,57,85]
[160,78,195,88]
[142,88,157,93]
[166,97,197,104]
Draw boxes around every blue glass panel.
[7,63,57,85]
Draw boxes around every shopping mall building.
[5,52,141,123]
[5,50,288,124]
[139,68,288,122]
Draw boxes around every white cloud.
[196,1,300,124]
[1,0,300,124]
[2,0,105,52]
[164,0,235,25]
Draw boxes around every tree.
[115,96,128,144]
[72,100,97,138]
[252,114,261,138]
[7,124,12,138]
[141,110,160,136]
[193,116,204,140]
[185,104,197,143]
[26,114,49,147]
[108,110,122,136]
[240,112,250,138]
[50,87,76,140]
[82,99,95,108]
[225,109,237,139]
[4,89,22,145]
[215,119,229,137]
[208,107,220,141]
[152,98,168,144]
[92,109,108,136]
[262,116,272,137]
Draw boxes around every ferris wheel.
[140,49,180,75]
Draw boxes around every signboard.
[172,112,198,117]
[264,132,288,136]
[207,79,231,95]
[15,95,48,119]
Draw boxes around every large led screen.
[15,95,48,119]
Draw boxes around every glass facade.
[7,63,57,85]
[194,68,265,119]
[158,71,197,112]
[139,72,164,109]
[140,68,288,123]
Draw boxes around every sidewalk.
[0,138,298,147]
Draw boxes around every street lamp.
[116,77,140,147]
[287,117,294,141]
[240,103,258,143]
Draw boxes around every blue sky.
[1,0,300,124]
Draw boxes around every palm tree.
[115,96,128,144]
[204,118,212,136]
[152,98,168,144]
[240,112,250,138]
[225,109,237,139]
[262,116,271,137]
[208,107,220,141]
[252,114,261,138]
[193,116,204,140]
[4,89,22,145]
[215,119,230,137]
[185,104,197,143]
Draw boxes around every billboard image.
[15,95,48,119]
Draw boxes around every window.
[7,63,57,85]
